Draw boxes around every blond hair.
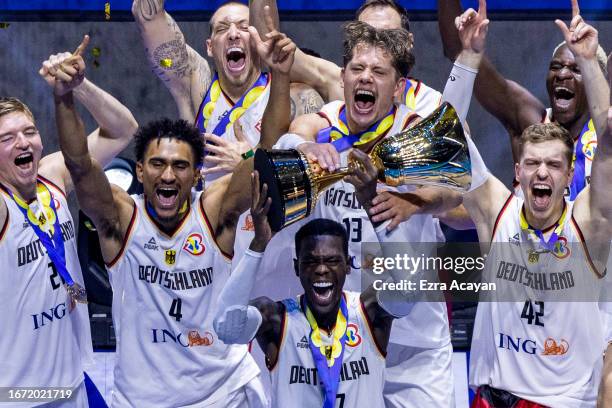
[0,97,35,123]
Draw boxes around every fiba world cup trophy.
[255,102,472,232]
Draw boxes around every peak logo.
[542,338,569,356]
[345,323,361,347]
[297,335,309,349]
[144,237,159,251]
[183,233,205,255]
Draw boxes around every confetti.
[0,23,10,29]
[104,2,111,20]
[160,58,173,68]
[92,47,101,58]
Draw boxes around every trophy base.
[254,149,313,232]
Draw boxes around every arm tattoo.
[298,89,324,115]
[137,0,164,21]
[290,97,297,120]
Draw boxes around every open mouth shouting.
[14,152,35,177]
[354,89,376,115]
[552,86,575,111]
[156,186,179,209]
[226,46,246,74]
[531,183,553,211]
[311,280,335,305]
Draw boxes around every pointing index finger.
[73,35,90,56]
[478,0,487,20]
[263,5,276,34]
[571,0,580,18]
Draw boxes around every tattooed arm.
[132,0,211,122]
[289,83,324,121]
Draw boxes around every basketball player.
[53,23,295,407]
[214,149,422,408]
[438,0,609,200]
[132,0,322,182]
[236,8,487,406]
[0,37,138,406]
[454,5,612,406]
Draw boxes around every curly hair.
[134,118,204,167]
[519,122,574,168]
[342,21,414,78]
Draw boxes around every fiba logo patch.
[345,323,361,347]
[53,197,61,210]
[552,236,570,259]
[183,233,205,255]
[165,249,176,265]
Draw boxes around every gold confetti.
[0,23,10,29]
[160,58,173,68]
[104,2,111,20]
[92,47,101,58]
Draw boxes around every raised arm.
[445,0,510,242]
[52,55,135,265]
[438,0,545,156]
[249,1,342,102]
[38,36,139,193]
[213,171,284,365]
[132,0,211,121]
[555,1,609,138]
[572,13,612,250]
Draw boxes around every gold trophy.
[255,102,471,231]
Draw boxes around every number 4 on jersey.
[169,298,183,322]
[521,300,544,326]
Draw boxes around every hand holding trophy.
[255,102,472,231]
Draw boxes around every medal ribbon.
[9,182,81,292]
[302,294,349,408]
[316,105,396,153]
[519,203,568,252]
[569,118,596,200]
[195,72,269,136]
[403,78,417,111]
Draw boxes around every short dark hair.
[134,118,205,167]
[342,21,414,78]
[355,0,410,32]
[295,218,349,258]
[519,122,574,167]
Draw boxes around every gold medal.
[65,282,88,304]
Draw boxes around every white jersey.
[402,77,443,118]
[107,192,259,407]
[0,177,92,405]
[271,291,386,408]
[470,194,609,407]
[195,73,271,184]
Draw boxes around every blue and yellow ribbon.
[316,104,396,153]
[195,72,269,136]
[569,118,597,200]
[519,202,568,252]
[302,294,348,408]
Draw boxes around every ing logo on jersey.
[165,249,176,265]
[241,214,255,231]
[541,337,569,356]
[583,140,597,161]
[345,323,362,347]
[551,237,570,259]
[183,233,205,255]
